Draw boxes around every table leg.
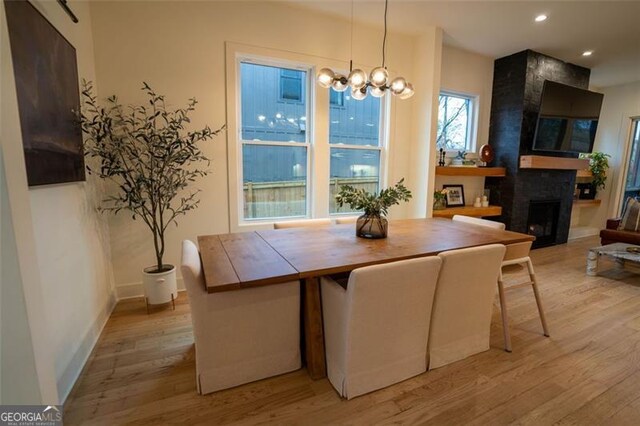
[302,277,326,380]
[586,250,598,276]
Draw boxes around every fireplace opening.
[527,200,561,248]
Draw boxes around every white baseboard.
[58,290,117,404]
[116,277,185,300]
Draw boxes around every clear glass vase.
[433,198,447,210]
[356,214,388,239]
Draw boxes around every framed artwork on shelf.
[443,184,465,207]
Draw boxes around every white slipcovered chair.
[274,218,332,229]
[452,214,506,230]
[180,240,301,395]
[428,244,506,369]
[452,215,550,352]
[321,257,442,399]
[335,217,358,225]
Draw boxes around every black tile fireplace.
[485,49,591,248]
[527,200,561,248]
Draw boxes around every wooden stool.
[497,244,550,352]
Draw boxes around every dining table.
[197,217,535,380]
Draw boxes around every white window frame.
[236,55,313,223]
[615,116,640,215]
[225,42,391,232]
[328,83,388,216]
[437,90,479,153]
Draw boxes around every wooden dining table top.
[197,218,534,293]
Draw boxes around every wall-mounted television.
[532,81,604,154]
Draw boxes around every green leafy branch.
[336,178,412,217]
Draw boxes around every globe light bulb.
[351,86,368,101]
[317,68,335,88]
[348,69,367,89]
[390,77,407,95]
[369,66,389,87]
[398,82,415,100]
[370,86,386,98]
[332,74,349,92]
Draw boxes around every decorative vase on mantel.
[356,214,389,239]
[433,198,447,210]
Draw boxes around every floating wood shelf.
[576,170,593,178]
[519,155,590,171]
[573,199,602,207]
[432,205,502,218]
[435,166,506,177]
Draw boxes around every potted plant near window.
[336,179,412,239]
[579,152,611,199]
[79,81,224,309]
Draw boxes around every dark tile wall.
[486,50,591,246]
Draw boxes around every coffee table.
[587,243,640,276]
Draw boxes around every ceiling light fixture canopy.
[316,0,414,101]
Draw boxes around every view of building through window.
[240,62,308,219]
[239,60,386,220]
[329,87,383,213]
[623,119,640,202]
[437,92,473,151]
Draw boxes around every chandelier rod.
[350,0,355,71]
[382,0,388,68]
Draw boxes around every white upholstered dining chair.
[180,240,301,395]
[428,244,506,369]
[321,257,442,399]
[274,218,332,229]
[451,215,550,352]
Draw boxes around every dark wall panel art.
[5,0,85,186]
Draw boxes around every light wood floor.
[64,237,640,425]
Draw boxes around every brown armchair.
[600,218,640,246]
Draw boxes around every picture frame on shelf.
[443,184,465,207]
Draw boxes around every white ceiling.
[285,1,640,88]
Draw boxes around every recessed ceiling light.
[534,14,548,22]
[582,50,593,56]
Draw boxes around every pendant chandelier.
[316,0,414,101]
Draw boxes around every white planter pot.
[143,264,178,309]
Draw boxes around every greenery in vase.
[434,188,448,201]
[336,178,412,217]
[580,151,611,190]
[79,81,225,272]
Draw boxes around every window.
[436,92,476,151]
[329,87,384,213]
[330,90,344,107]
[230,48,390,228]
[240,61,309,220]
[623,119,640,203]
[280,69,303,102]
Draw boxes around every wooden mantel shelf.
[573,199,602,207]
[432,205,502,218]
[520,155,590,171]
[435,166,506,177]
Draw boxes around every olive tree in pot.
[336,179,412,239]
[79,81,224,308]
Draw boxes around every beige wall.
[435,46,494,205]
[1,0,115,402]
[89,0,442,296]
[570,80,640,237]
